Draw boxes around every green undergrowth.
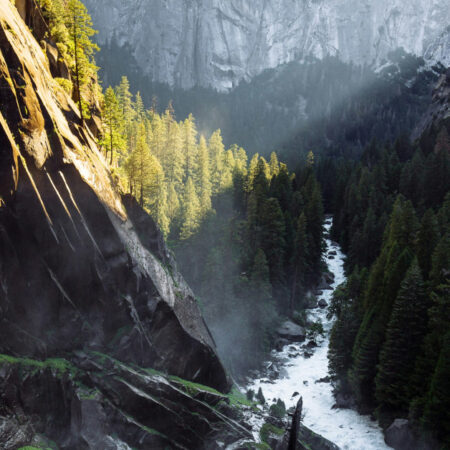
[0,354,77,377]
[259,422,285,444]
[243,442,271,450]
[169,375,225,397]
[18,446,54,450]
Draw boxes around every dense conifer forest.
[322,138,450,445]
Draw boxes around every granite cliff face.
[0,1,258,448]
[84,0,450,91]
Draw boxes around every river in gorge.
[245,218,392,450]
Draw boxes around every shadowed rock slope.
[0,1,257,448]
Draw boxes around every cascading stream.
[246,218,392,450]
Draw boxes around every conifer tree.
[66,0,99,120]
[209,129,225,194]
[416,209,439,280]
[134,92,144,122]
[116,76,133,134]
[165,122,184,193]
[246,153,260,192]
[375,262,428,411]
[166,183,180,223]
[260,198,286,288]
[220,149,235,190]
[197,136,212,213]
[421,332,450,443]
[250,249,273,302]
[125,123,153,206]
[183,115,198,183]
[102,86,125,166]
[269,152,280,177]
[290,213,308,314]
[180,177,201,240]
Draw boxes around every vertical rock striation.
[84,0,450,91]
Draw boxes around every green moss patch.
[0,354,76,376]
[259,422,285,444]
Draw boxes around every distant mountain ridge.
[85,0,450,91]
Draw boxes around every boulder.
[385,419,416,450]
[306,340,318,348]
[318,299,328,308]
[328,250,337,256]
[277,321,307,342]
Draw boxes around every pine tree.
[197,135,212,213]
[245,249,276,354]
[183,115,198,183]
[134,91,144,122]
[164,119,184,191]
[102,86,125,166]
[269,152,280,177]
[304,176,324,276]
[180,177,201,240]
[246,153,260,193]
[209,129,225,194]
[375,262,428,411]
[416,209,439,280]
[421,332,450,444]
[124,123,153,206]
[220,149,235,190]
[260,198,286,289]
[66,0,99,121]
[116,76,133,134]
[166,183,180,223]
[290,213,308,314]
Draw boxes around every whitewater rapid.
[246,218,392,450]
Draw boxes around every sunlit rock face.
[0,0,228,391]
[1,1,243,446]
[84,0,450,91]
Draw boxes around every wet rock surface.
[384,419,416,450]
[277,321,307,342]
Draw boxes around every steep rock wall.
[84,0,450,91]
[0,0,227,390]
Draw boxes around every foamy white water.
[246,219,392,450]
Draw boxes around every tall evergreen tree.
[102,86,125,166]
[375,262,428,411]
[197,135,212,213]
[180,177,201,240]
[66,0,99,120]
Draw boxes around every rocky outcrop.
[84,0,450,91]
[277,321,307,342]
[413,68,450,152]
[384,419,417,450]
[0,1,254,447]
